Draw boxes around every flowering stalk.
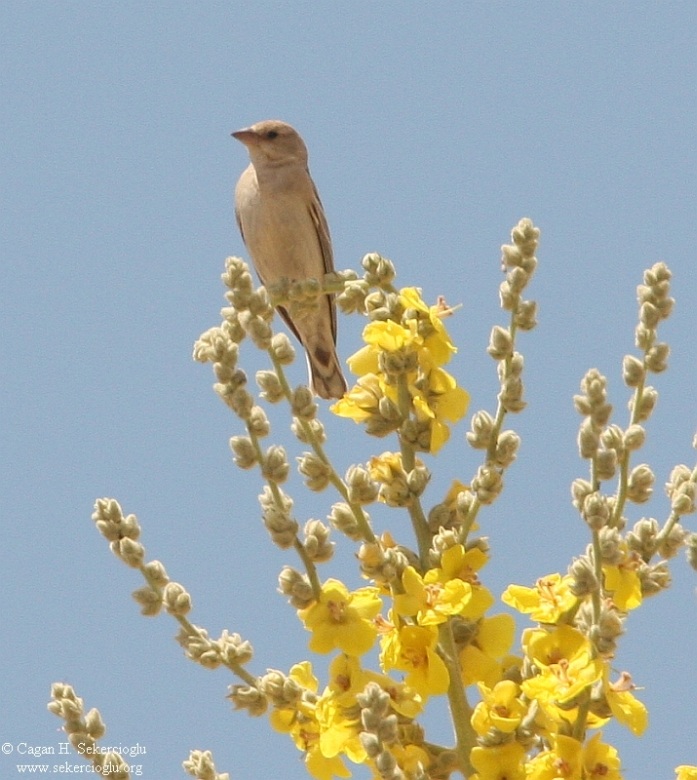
[498,261,697,779]
[49,684,229,780]
[47,684,129,777]
[464,219,538,534]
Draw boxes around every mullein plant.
[48,218,697,780]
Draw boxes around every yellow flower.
[470,741,526,780]
[290,653,421,775]
[525,734,620,780]
[444,479,469,504]
[299,579,382,655]
[325,653,422,719]
[502,573,577,623]
[521,625,605,722]
[438,544,494,619]
[437,480,479,532]
[345,313,419,384]
[471,680,527,735]
[385,744,431,778]
[268,674,353,780]
[525,735,582,780]
[583,732,622,779]
[288,660,319,692]
[605,670,648,735]
[269,663,319,737]
[363,318,418,353]
[522,627,603,720]
[399,286,458,367]
[460,613,516,687]
[380,622,450,697]
[346,344,380,376]
[522,624,590,667]
[412,366,470,453]
[393,565,472,625]
[315,691,366,765]
[305,746,352,780]
[603,549,642,611]
[676,767,697,780]
[439,543,487,579]
[331,374,383,422]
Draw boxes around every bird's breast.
[236,172,324,286]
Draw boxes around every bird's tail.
[306,346,348,400]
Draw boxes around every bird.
[231,119,348,400]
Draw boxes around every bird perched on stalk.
[232,119,348,400]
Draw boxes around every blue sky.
[2,3,696,779]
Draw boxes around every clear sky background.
[2,4,696,779]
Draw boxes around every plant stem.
[438,620,476,777]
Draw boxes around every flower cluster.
[333,282,469,454]
[51,221,697,780]
[467,262,696,779]
[189,221,540,778]
[262,657,425,780]
[233,536,515,779]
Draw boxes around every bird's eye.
[266,130,278,139]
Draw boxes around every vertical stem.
[438,620,476,777]
[396,375,432,568]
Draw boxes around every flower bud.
[113,537,145,568]
[499,375,526,413]
[494,430,520,467]
[578,419,600,459]
[278,566,314,609]
[262,445,290,484]
[471,465,503,505]
[685,533,697,572]
[658,522,686,559]
[595,449,618,481]
[345,464,379,505]
[466,410,495,449]
[216,630,254,666]
[487,326,513,360]
[571,479,594,511]
[626,464,654,503]
[228,684,268,716]
[303,519,334,563]
[327,502,363,541]
[645,342,670,373]
[568,556,599,597]
[515,300,538,330]
[270,332,295,364]
[626,517,659,558]
[630,385,657,422]
[164,582,192,617]
[623,424,646,451]
[622,355,645,387]
[582,492,611,530]
[230,436,257,469]
[291,386,318,420]
[297,452,332,491]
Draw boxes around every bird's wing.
[234,204,245,244]
[307,177,337,343]
[234,166,252,245]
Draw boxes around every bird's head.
[232,120,309,167]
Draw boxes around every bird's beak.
[231,127,258,146]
